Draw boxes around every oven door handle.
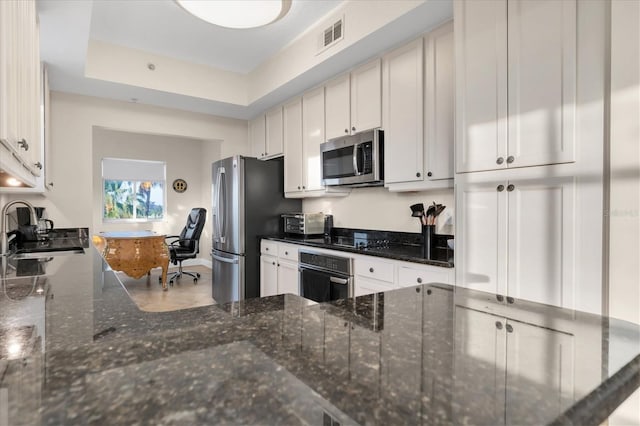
[329,276,349,285]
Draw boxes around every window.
[102,158,166,221]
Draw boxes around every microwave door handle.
[329,276,349,285]
[352,142,361,176]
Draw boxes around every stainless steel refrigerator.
[211,156,301,304]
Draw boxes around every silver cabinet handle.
[497,185,505,192]
[369,267,374,273]
[506,156,515,164]
[497,157,504,165]
[18,139,29,151]
[507,184,515,192]
[330,276,348,285]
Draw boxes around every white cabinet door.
[324,74,350,141]
[260,255,278,297]
[506,177,575,307]
[454,0,508,173]
[350,58,381,134]
[383,38,424,184]
[456,181,508,296]
[425,21,454,182]
[302,86,325,192]
[249,115,266,159]
[265,106,283,158]
[398,264,452,288]
[277,259,299,296]
[283,98,303,194]
[455,0,576,173]
[507,0,576,169]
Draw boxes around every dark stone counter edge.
[264,236,454,268]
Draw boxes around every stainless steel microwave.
[320,128,384,187]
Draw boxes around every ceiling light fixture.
[175,0,291,29]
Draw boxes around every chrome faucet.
[1,200,38,256]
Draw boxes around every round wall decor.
[172,179,188,193]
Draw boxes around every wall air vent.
[317,17,344,55]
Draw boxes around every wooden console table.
[93,231,170,290]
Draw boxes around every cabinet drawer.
[261,240,278,255]
[398,265,452,287]
[355,276,396,297]
[278,244,298,262]
[355,258,395,283]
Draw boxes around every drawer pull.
[369,267,374,273]
[417,277,422,284]
[285,251,289,255]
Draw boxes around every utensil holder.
[422,225,434,259]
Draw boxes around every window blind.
[102,158,165,181]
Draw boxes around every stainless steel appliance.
[299,249,353,303]
[320,128,384,187]
[282,213,327,235]
[211,156,301,304]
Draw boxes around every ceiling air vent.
[317,17,344,54]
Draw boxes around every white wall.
[1,92,248,262]
[303,187,454,235]
[608,0,640,424]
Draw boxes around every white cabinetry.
[455,0,576,173]
[284,89,349,198]
[0,0,41,188]
[324,74,351,141]
[354,255,454,297]
[325,59,382,142]
[260,240,300,297]
[250,106,284,160]
[383,22,454,192]
[456,174,576,308]
[382,38,424,185]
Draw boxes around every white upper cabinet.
[250,106,284,160]
[424,22,454,182]
[265,106,284,158]
[350,58,382,134]
[283,97,304,194]
[301,87,325,193]
[284,91,349,199]
[0,0,41,188]
[325,74,351,141]
[249,115,266,158]
[325,59,382,142]
[384,22,455,192]
[382,37,424,185]
[455,0,576,173]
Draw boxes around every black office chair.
[161,208,207,285]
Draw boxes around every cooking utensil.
[432,204,446,225]
[410,203,425,217]
[425,204,436,225]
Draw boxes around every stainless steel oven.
[320,128,384,187]
[299,250,353,303]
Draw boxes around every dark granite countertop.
[0,245,638,425]
[265,232,454,268]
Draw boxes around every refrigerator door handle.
[219,167,227,244]
[214,167,226,244]
[212,252,239,264]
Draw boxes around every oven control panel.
[299,250,352,275]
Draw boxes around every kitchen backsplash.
[303,186,454,235]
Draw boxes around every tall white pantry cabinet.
[454,0,607,314]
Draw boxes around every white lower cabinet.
[354,276,395,297]
[260,254,278,297]
[260,241,300,297]
[456,173,576,308]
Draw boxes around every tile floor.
[117,265,215,312]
